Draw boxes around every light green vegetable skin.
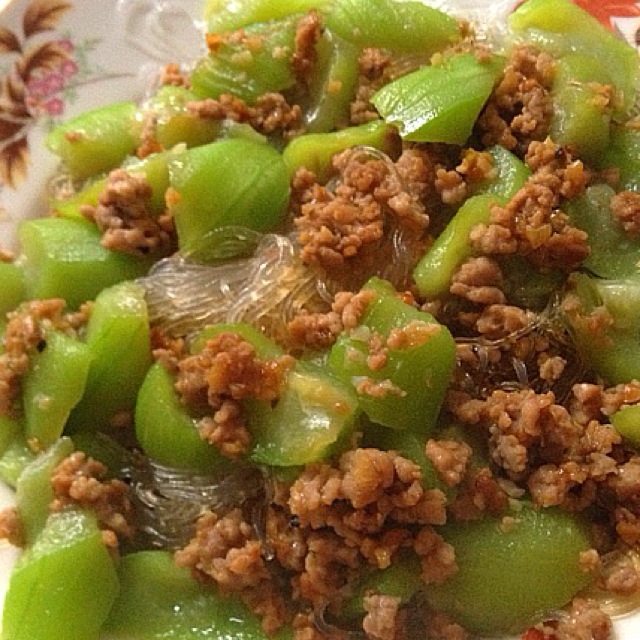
[5,0,638,637]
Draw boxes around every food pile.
[2,0,640,638]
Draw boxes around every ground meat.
[81,168,175,256]
[449,257,506,306]
[287,289,375,350]
[0,299,87,419]
[188,92,303,137]
[610,190,640,238]
[476,45,554,152]
[475,304,531,340]
[50,452,135,541]
[294,147,428,285]
[425,439,473,487]
[469,139,589,271]
[534,598,612,640]
[292,11,323,80]
[0,248,15,262]
[435,149,496,205]
[0,507,24,547]
[362,594,402,640]
[174,447,452,633]
[135,110,163,159]
[175,332,295,457]
[449,466,510,521]
[350,48,392,125]
[424,611,470,640]
[175,508,270,589]
[160,62,189,87]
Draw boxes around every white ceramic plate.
[1,0,640,638]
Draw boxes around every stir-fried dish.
[2,0,640,638]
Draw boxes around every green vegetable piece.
[204,0,331,33]
[424,502,593,635]
[104,550,292,639]
[191,16,300,104]
[549,54,613,164]
[46,101,140,181]
[169,139,290,255]
[303,30,360,133]
[566,184,640,280]
[325,0,459,55]
[22,331,92,449]
[50,177,106,221]
[328,278,456,433]
[283,120,398,182]
[53,151,172,222]
[0,436,36,489]
[564,274,640,384]
[2,509,119,640]
[413,194,506,299]
[0,417,21,460]
[599,126,640,192]
[611,404,640,449]
[499,255,565,311]
[509,0,639,118]
[340,551,423,620]
[471,146,530,199]
[0,262,25,317]
[249,363,360,466]
[66,281,152,433]
[372,53,503,143]
[135,363,232,473]
[19,217,152,308]
[147,86,223,150]
[15,437,74,544]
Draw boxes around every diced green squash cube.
[15,437,74,544]
[1,509,119,640]
[22,332,92,449]
[66,281,152,433]
[372,53,503,144]
[46,101,141,181]
[168,139,289,256]
[135,363,232,473]
[19,218,152,309]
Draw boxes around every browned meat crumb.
[449,257,506,306]
[425,439,473,487]
[435,149,496,205]
[135,110,163,159]
[0,299,87,418]
[175,508,269,589]
[475,304,531,340]
[294,147,428,281]
[150,326,186,372]
[362,594,402,640]
[292,11,323,80]
[350,48,392,125]
[425,611,471,640]
[610,190,640,238]
[0,248,14,263]
[448,466,510,521]
[175,332,295,457]
[160,62,189,87]
[477,45,554,152]
[81,168,175,256]
[287,289,375,350]
[0,507,24,547]
[50,451,135,541]
[469,139,589,271]
[534,597,612,640]
[188,92,303,137]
